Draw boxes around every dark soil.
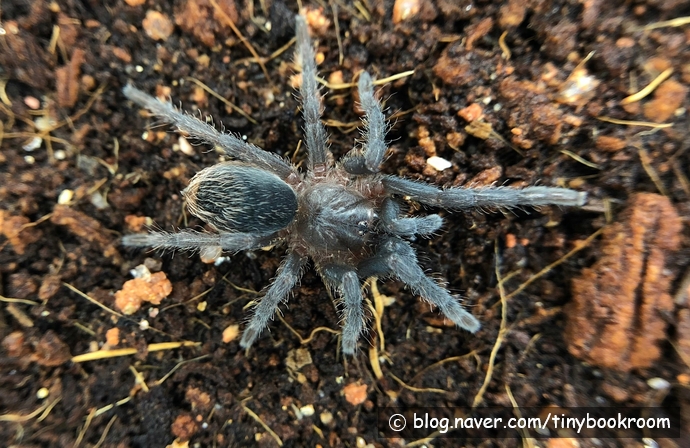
[1,0,689,447]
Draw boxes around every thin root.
[472,242,509,408]
[277,313,340,345]
[621,68,673,105]
[71,341,201,363]
[388,372,448,394]
[185,76,257,125]
[241,400,284,447]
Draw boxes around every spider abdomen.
[184,163,298,234]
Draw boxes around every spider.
[122,15,586,355]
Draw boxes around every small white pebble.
[23,136,42,152]
[36,387,50,399]
[299,404,315,417]
[262,90,275,107]
[148,307,159,318]
[139,319,150,330]
[35,116,56,132]
[320,411,333,425]
[647,377,670,390]
[24,96,41,110]
[130,264,152,280]
[393,0,421,23]
[178,136,194,156]
[135,65,144,72]
[24,155,36,164]
[58,189,74,205]
[3,22,18,34]
[214,256,230,266]
[90,191,109,209]
[54,149,67,160]
[426,156,452,171]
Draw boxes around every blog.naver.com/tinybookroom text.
[377,407,681,439]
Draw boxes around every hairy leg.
[359,237,481,333]
[380,198,443,238]
[123,85,294,179]
[295,15,329,173]
[342,72,387,175]
[383,176,587,209]
[122,229,274,252]
[240,252,307,350]
[321,264,365,355]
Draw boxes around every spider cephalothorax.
[122,15,586,355]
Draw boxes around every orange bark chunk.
[0,210,42,255]
[51,205,121,262]
[565,193,681,371]
[56,48,85,108]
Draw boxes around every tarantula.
[122,15,586,355]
